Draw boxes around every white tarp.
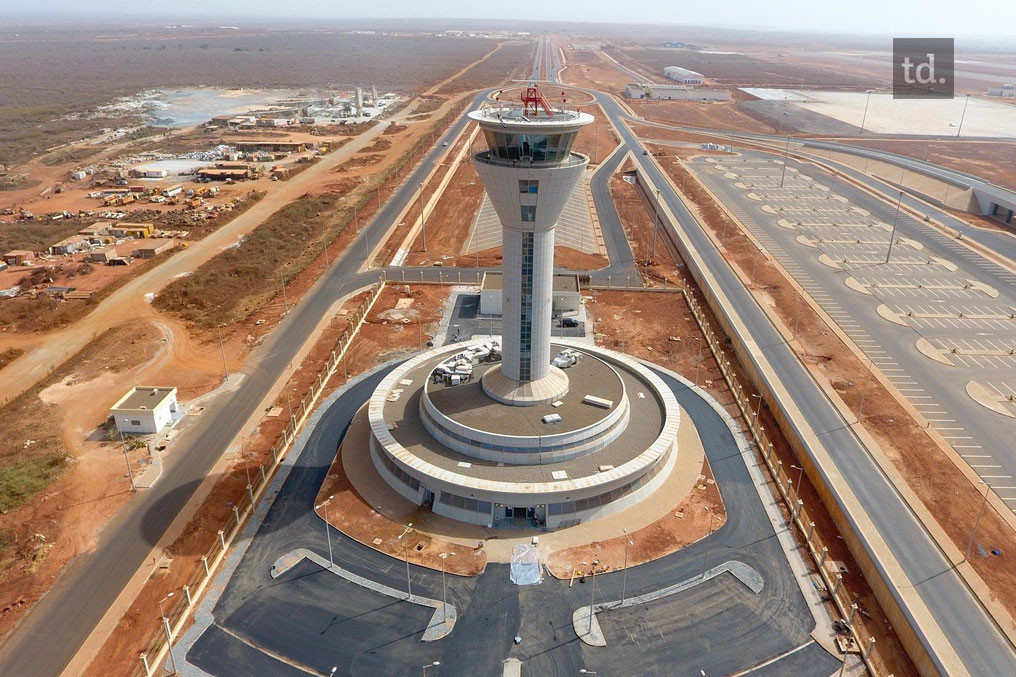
[509,545,542,585]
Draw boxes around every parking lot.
[693,153,1016,510]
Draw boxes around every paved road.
[0,88,496,677]
[690,151,1016,510]
[183,362,830,677]
[599,96,1016,672]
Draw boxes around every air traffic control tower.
[467,88,594,406]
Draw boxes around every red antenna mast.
[520,85,555,117]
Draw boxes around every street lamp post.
[965,481,990,562]
[859,90,872,134]
[621,528,633,605]
[587,569,597,635]
[750,393,763,429]
[439,552,456,623]
[422,661,440,676]
[791,464,804,499]
[216,325,229,381]
[398,523,414,599]
[158,592,179,675]
[779,136,791,187]
[884,190,903,264]
[315,495,335,568]
[956,94,970,138]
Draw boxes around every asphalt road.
[598,95,1016,672]
[185,362,830,677]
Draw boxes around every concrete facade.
[110,386,178,434]
[468,101,593,405]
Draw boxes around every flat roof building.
[110,386,179,435]
[663,66,704,84]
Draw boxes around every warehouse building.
[110,386,179,435]
[663,66,705,84]
[625,83,730,101]
[131,239,175,258]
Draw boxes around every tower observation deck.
[467,87,594,406]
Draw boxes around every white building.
[110,386,179,434]
[663,66,704,84]
[479,271,581,317]
[987,84,1016,98]
[625,83,730,101]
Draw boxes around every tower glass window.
[520,205,537,222]
[519,179,539,194]
[518,232,534,381]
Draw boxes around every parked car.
[560,317,579,328]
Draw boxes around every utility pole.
[118,430,136,491]
[398,523,414,599]
[885,190,903,264]
[315,495,335,567]
[280,274,289,313]
[621,528,633,605]
[859,90,872,134]
[216,325,229,381]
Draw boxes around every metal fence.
[131,274,386,677]
[683,287,891,676]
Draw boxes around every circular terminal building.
[363,87,681,529]
[367,339,680,528]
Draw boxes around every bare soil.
[849,138,1016,192]
[83,283,452,676]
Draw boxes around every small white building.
[110,386,179,434]
[480,272,581,316]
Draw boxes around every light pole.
[579,671,598,676]
[315,495,335,568]
[621,528,633,605]
[439,552,455,623]
[398,523,414,599]
[956,94,970,138]
[330,668,337,677]
[964,481,990,562]
[884,190,903,264]
[158,592,179,675]
[422,661,440,676]
[859,90,872,134]
[750,393,763,424]
[651,188,661,263]
[701,512,716,580]
[280,273,289,313]
[587,568,597,635]
[419,182,428,252]
[693,337,704,386]
[857,359,873,423]
[791,464,804,498]
[779,136,791,187]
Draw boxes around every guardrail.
[131,274,386,677]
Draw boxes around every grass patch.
[0,455,68,513]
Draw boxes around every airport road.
[0,88,498,677]
[590,90,1016,673]
[182,363,827,677]
[689,152,1016,510]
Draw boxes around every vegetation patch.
[155,193,352,327]
[0,348,25,372]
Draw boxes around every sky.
[3,0,1016,39]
